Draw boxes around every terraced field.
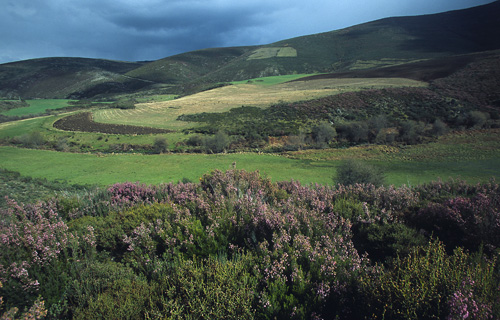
[93,77,427,130]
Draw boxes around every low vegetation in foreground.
[1,169,499,319]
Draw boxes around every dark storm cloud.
[0,0,496,64]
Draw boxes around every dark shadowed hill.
[0,57,147,99]
[0,1,499,99]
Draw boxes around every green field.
[1,99,75,116]
[230,74,317,86]
[1,145,498,187]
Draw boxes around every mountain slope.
[0,57,148,99]
[0,1,499,99]
[194,0,500,82]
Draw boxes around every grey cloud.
[0,0,496,64]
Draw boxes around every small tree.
[152,137,168,154]
[432,119,448,137]
[312,121,336,148]
[398,120,425,144]
[467,111,489,129]
[334,160,385,187]
[16,131,45,148]
[205,131,230,153]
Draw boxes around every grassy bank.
[1,146,498,187]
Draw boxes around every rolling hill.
[0,1,499,99]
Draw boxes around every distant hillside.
[0,1,499,99]
[194,0,500,82]
[0,57,147,99]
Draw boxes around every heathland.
[1,2,500,319]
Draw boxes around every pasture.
[1,77,497,189]
[1,128,498,186]
[1,99,75,116]
[93,77,427,130]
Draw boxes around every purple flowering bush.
[1,169,499,319]
[412,183,500,253]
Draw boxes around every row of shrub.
[1,169,499,319]
[178,87,498,151]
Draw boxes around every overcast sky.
[0,0,495,64]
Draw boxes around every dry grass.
[247,47,298,60]
[93,77,427,130]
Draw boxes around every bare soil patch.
[53,112,172,134]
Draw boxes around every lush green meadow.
[1,145,498,187]
[1,99,75,116]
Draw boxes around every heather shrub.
[0,281,47,320]
[69,203,174,257]
[0,199,97,313]
[153,254,257,319]
[357,240,499,319]
[0,200,73,307]
[413,178,499,203]
[414,193,500,253]
[352,222,427,263]
[67,261,151,320]
[1,169,499,319]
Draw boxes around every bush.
[312,121,336,147]
[398,120,426,144]
[356,240,499,319]
[205,131,230,153]
[13,131,46,148]
[334,160,385,187]
[154,254,257,319]
[467,111,489,128]
[432,118,449,136]
[2,170,500,319]
[110,100,136,110]
[352,222,427,263]
[186,135,204,146]
[152,137,168,154]
[337,122,369,143]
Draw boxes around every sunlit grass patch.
[2,99,75,116]
[93,78,426,130]
[247,47,297,60]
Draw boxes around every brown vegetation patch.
[293,52,499,82]
[53,112,172,134]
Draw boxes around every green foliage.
[357,240,499,319]
[205,131,230,153]
[109,100,136,110]
[152,137,168,154]
[467,110,489,129]
[334,160,385,186]
[353,222,427,263]
[398,120,426,144]
[0,168,88,208]
[1,170,500,319]
[66,261,151,320]
[155,254,257,319]
[312,121,336,148]
[12,131,46,148]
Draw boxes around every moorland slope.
[0,1,499,99]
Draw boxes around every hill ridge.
[1,1,499,99]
